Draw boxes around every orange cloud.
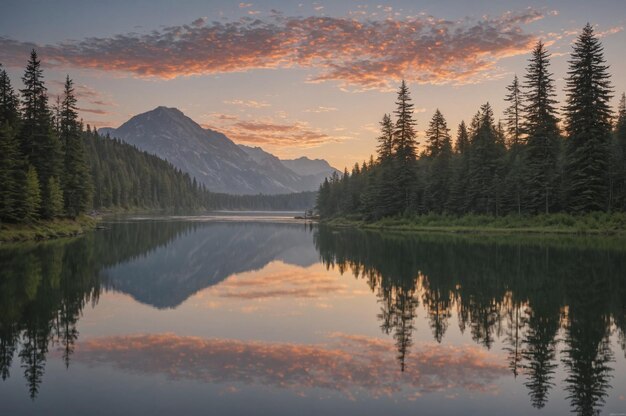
[209,112,239,121]
[68,333,508,398]
[209,116,345,149]
[597,25,624,38]
[0,10,550,89]
[304,106,338,113]
[77,107,111,115]
[208,268,350,299]
[224,99,271,108]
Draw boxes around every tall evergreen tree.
[612,93,626,210]
[316,177,332,218]
[424,109,449,158]
[44,176,63,218]
[0,65,22,222]
[370,112,402,218]
[22,165,42,222]
[504,75,523,148]
[467,103,504,214]
[501,76,526,215]
[522,41,561,214]
[0,65,20,126]
[447,121,471,213]
[564,24,613,212]
[454,121,470,155]
[376,113,394,162]
[392,80,418,211]
[60,76,92,217]
[18,50,63,218]
[424,110,453,211]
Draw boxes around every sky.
[1,0,625,169]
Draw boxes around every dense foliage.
[0,51,86,223]
[317,25,625,219]
[0,52,316,223]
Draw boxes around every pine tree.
[504,75,523,148]
[467,103,505,214]
[564,24,613,212]
[522,41,561,214]
[424,110,452,211]
[455,121,470,155]
[369,112,402,218]
[376,114,394,161]
[0,66,22,222]
[22,165,42,222]
[447,121,471,213]
[52,95,62,135]
[60,76,92,218]
[501,76,526,215]
[392,80,418,211]
[0,124,22,222]
[19,50,63,218]
[503,151,524,215]
[611,93,626,210]
[425,109,449,158]
[45,176,63,218]
[339,167,351,213]
[0,64,20,126]
[468,110,482,140]
[316,177,332,217]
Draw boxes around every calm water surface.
[1,213,626,415]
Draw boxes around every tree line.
[317,24,626,219]
[0,51,315,223]
[86,128,316,212]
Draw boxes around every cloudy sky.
[1,0,625,168]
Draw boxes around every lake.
[1,213,626,415]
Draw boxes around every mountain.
[238,144,306,191]
[280,156,340,188]
[239,145,340,193]
[99,107,338,195]
[281,157,338,177]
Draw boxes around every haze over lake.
[1,213,625,415]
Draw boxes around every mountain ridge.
[99,107,339,195]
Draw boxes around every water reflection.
[67,333,508,400]
[0,219,625,415]
[0,238,101,398]
[315,227,626,415]
[104,221,318,308]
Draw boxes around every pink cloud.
[0,9,551,89]
[77,107,110,115]
[67,333,509,398]
[208,269,350,299]
[228,119,343,148]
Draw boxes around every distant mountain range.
[99,107,339,194]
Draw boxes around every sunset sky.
[1,0,625,169]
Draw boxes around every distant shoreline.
[0,216,99,243]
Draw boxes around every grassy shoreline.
[0,216,99,243]
[322,212,626,235]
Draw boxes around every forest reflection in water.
[315,226,626,414]
[0,218,625,415]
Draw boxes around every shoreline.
[0,216,100,243]
[322,213,626,236]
